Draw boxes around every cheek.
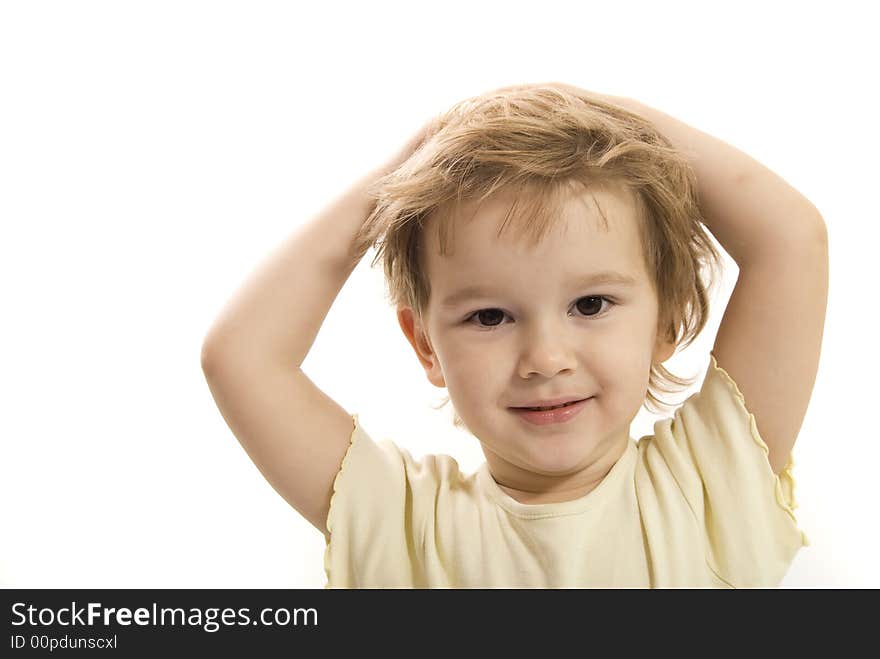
[599,351,652,393]
[448,365,495,398]
[435,334,490,370]
[442,350,498,401]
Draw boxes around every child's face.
[398,184,674,496]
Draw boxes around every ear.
[397,306,446,388]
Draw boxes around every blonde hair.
[352,84,723,423]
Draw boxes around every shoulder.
[337,415,472,497]
[640,353,794,492]
[636,354,809,586]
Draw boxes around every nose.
[516,320,577,379]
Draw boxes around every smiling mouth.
[513,397,592,411]
[509,397,592,426]
[519,400,586,411]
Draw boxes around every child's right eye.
[465,308,508,329]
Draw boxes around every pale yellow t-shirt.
[323,353,809,588]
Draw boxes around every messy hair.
[352,83,723,424]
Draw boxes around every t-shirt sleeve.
[322,413,422,588]
[645,352,810,588]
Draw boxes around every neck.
[486,436,630,505]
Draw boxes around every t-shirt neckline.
[476,438,637,519]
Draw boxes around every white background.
[1,0,876,588]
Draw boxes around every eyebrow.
[439,271,639,308]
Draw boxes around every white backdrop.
[1,0,876,588]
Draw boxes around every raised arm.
[200,118,438,538]
[615,95,828,475]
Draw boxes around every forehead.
[422,183,646,287]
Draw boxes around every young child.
[200,82,828,588]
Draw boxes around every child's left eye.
[574,296,608,317]
[464,296,615,330]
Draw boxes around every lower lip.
[510,398,591,425]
